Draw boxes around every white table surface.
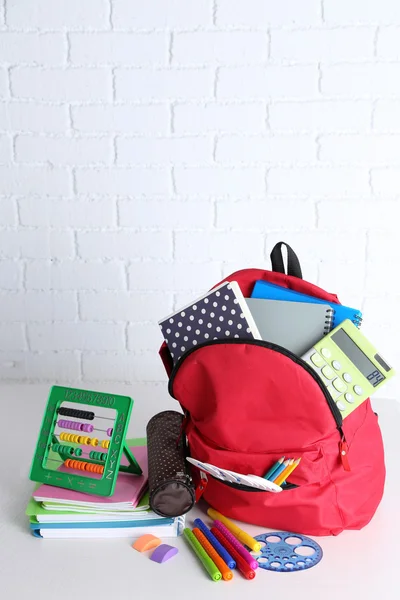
[1,385,399,600]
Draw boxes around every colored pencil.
[263,456,285,480]
[275,458,301,487]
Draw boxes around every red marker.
[211,527,256,580]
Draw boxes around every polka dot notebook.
[158,281,262,365]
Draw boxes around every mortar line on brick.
[123,323,129,351]
[66,32,71,64]
[168,32,174,66]
[78,351,84,382]
[71,168,78,196]
[317,63,323,95]
[265,104,270,131]
[111,67,117,102]
[107,0,113,30]
[213,67,219,99]
[320,0,325,22]
[2,0,7,27]
[171,167,177,194]
[73,230,79,259]
[373,27,379,58]
[314,201,320,229]
[371,99,377,130]
[212,0,217,26]
[316,134,322,161]
[170,102,175,134]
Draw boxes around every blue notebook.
[251,280,362,329]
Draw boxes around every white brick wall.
[0,0,398,402]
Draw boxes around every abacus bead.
[101,453,107,461]
[90,438,99,447]
[107,428,113,437]
[74,448,82,456]
[83,423,94,433]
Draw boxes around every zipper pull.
[339,438,351,472]
[195,470,208,502]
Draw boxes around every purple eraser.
[150,544,179,564]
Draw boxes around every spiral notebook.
[245,298,334,357]
[251,280,362,329]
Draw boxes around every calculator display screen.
[331,329,385,387]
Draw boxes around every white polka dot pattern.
[159,281,258,364]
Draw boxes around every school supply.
[251,279,363,329]
[213,520,258,570]
[254,532,323,572]
[193,528,233,581]
[211,527,256,580]
[267,459,290,482]
[245,297,334,356]
[301,319,395,420]
[30,386,142,497]
[30,516,185,539]
[187,457,282,492]
[133,534,162,552]
[150,544,179,563]
[26,495,157,523]
[183,528,222,582]
[32,444,148,509]
[159,241,389,535]
[274,459,301,487]
[158,280,261,365]
[272,459,293,483]
[193,518,236,569]
[207,509,261,552]
[263,457,285,480]
[147,411,195,517]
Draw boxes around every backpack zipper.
[168,338,350,471]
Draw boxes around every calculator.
[301,319,395,419]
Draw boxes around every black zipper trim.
[168,338,343,432]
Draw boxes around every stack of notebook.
[27,439,185,539]
[158,279,363,361]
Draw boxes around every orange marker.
[275,458,301,487]
[193,528,233,581]
[273,458,293,485]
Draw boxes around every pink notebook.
[33,446,148,509]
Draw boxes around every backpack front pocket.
[188,427,343,536]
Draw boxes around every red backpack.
[159,243,385,536]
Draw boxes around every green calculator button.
[333,378,347,392]
[310,352,325,367]
[321,365,335,380]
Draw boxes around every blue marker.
[193,518,236,569]
[263,457,285,480]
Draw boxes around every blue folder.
[251,280,362,329]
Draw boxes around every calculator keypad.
[301,347,368,417]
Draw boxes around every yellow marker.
[273,459,294,485]
[275,458,301,487]
[207,508,261,552]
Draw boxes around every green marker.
[183,528,222,582]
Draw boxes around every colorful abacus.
[30,386,142,497]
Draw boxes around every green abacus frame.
[30,386,142,497]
